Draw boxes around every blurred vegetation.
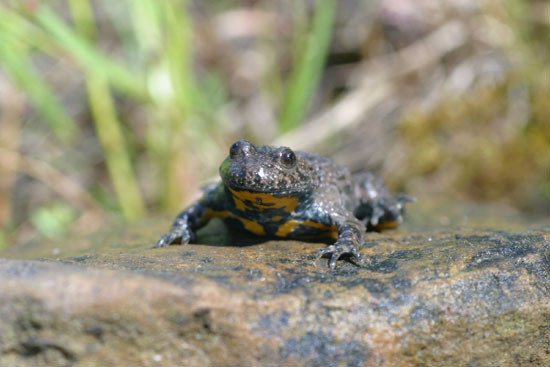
[0,0,548,247]
[392,0,550,212]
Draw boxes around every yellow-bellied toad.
[157,140,412,269]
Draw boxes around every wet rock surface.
[1,199,549,367]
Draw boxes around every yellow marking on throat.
[228,187,300,213]
[204,209,266,236]
[275,219,338,238]
[232,196,248,211]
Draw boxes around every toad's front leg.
[316,215,365,269]
[156,184,225,247]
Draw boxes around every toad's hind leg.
[351,172,414,230]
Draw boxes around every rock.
[1,199,549,367]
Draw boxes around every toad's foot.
[316,240,363,270]
[156,227,194,248]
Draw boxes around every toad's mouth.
[222,180,308,194]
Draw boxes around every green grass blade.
[280,0,336,132]
[0,35,77,142]
[0,8,55,50]
[134,0,198,212]
[33,5,148,99]
[86,77,146,221]
[127,0,162,57]
[68,0,146,221]
[164,0,196,115]
[161,0,196,211]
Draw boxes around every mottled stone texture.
[1,200,549,367]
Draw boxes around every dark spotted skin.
[157,140,412,269]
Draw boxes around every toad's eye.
[280,148,296,168]
[230,140,254,159]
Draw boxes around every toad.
[157,140,412,269]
